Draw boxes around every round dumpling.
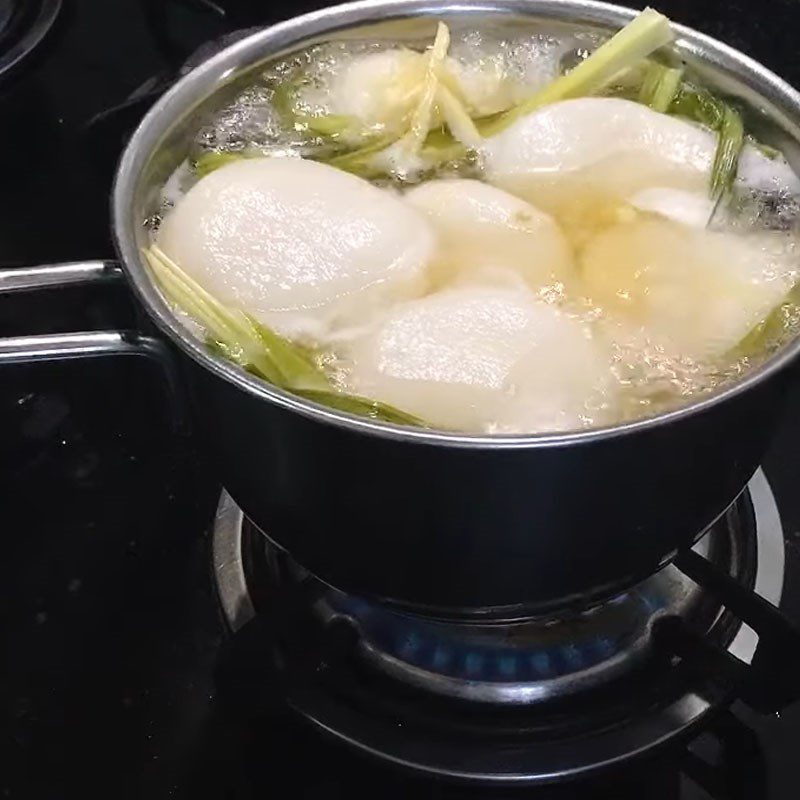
[403,178,574,293]
[300,49,427,137]
[483,98,715,178]
[156,157,434,339]
[299,46,537,135]
[481,98,800,206]
[580,218,797,360]
[346,285,613,432]
[627,187,715,228]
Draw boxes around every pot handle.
[0,260,122,293]
[0,261,188,432]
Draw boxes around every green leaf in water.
[669,82,726,129]
[206,337,255,372]
[272,75,359,140]
[420,127,467,163]
[146,245,287,385]
[731,284,800,359]
[709,104,744,202]
[245,315,330,392]
[295,389,429,427]
[320,133,399,178]
[318,126,470,180]
[271,76,302,121]
[144,245,427,427]
[193,150,249,178]
[305,114,354,137]
[638,61,684,112]
[666,83,744,201]
[480,8,674,136]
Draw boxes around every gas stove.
[209,472,791,784]
[3,1,800,798]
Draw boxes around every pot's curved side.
[191,361,790,612]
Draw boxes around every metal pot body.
[187,358,789,613]
[98,0,800,613]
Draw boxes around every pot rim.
[112,0,800,449]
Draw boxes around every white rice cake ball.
[403,178,574,293]
[156,157,434,340]
[627,187,715,229]
[346,285,613,433]
[581,218,797,360]
[301,49,427,137]
[481,98,800,202]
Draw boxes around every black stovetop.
[2,1,800,797]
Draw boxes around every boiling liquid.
[160,29,800,432]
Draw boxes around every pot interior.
[114,0,800,444]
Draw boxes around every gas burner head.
[220,490,749,705]
[211,471,785,782]
[0,0,60,81]
[310,530,720,704]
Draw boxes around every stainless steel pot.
[4,0,800,617]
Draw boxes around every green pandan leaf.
[732,284,800,359]
[193,151,249,178]
[245,315,331,392]
[144,245,427,427]
[669,83,726,129]
[420,127,467,163]
[666,82,744,201]
[272,75,360,139]
[638,61,683,112]
[480,8,674,136]
[709,105,744,202]
[319,133,399,178]
[295,389,429,427]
